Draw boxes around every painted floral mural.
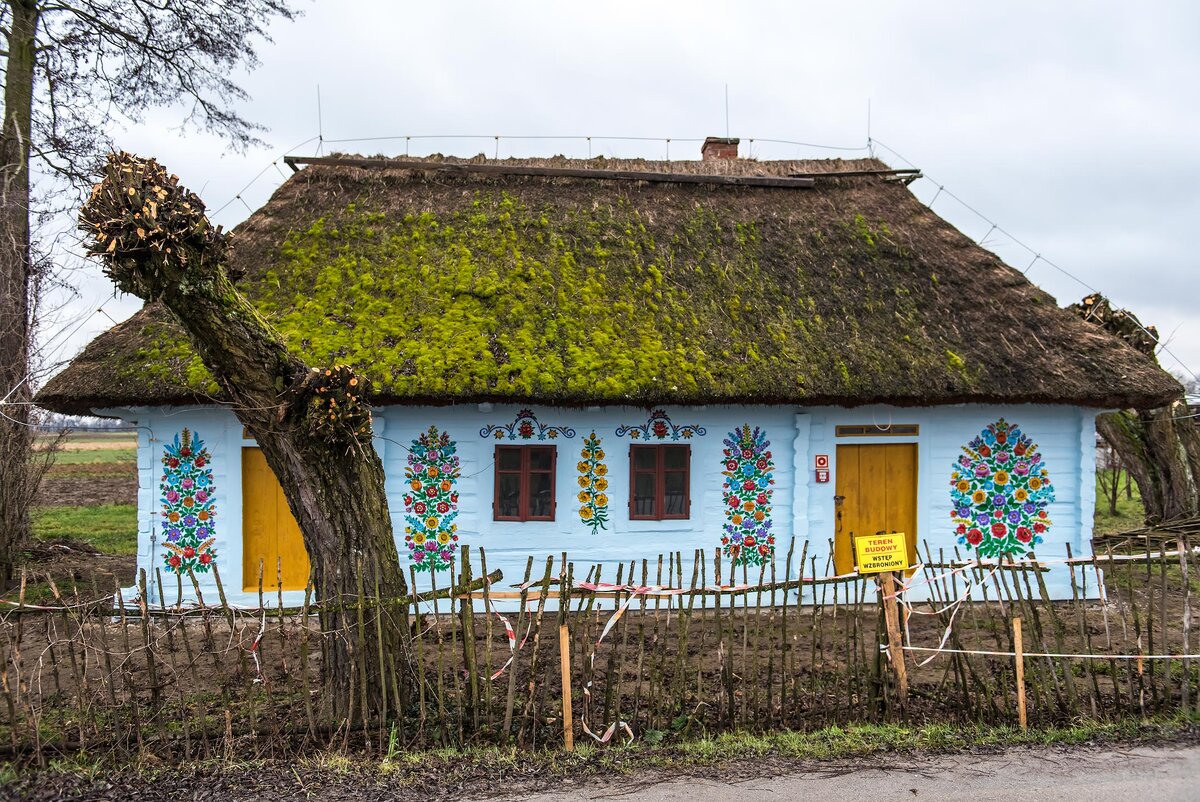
[720,425,775,567]
[577,431,610,533]
[403,426,462,572]
[480,409,576,441]
[950,418,1054,558]
[160,429,217,574]
[615,409,705,441]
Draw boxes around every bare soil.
[20,537,136,596]
[3,735,1198,802]
[35,462,137,507]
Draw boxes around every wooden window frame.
[835,424,920,437]
[628,444,691,521]
[493,445,557,522]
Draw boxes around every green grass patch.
[33,504,137,555]
[1093,469,1145,536]
[47,448,135,465]
[8,714,1196,787]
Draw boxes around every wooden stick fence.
[0,537,1195,763]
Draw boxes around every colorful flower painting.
[480,409,576,441]
[403,426,462,572]
[720,425,775,567]
[160,429,217,574]
[950,418,1054,558]
[615,409,705,441]
[577,431,610,534]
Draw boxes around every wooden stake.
[559,624,573,751]
[1014,616,1027,730]
[879,570,907,709]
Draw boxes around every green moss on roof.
[130,193,950,403]
[38,155,1182,413]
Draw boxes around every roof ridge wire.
[872,138,1199,384]
[210,133,320,217]
[209,132,873,220]
[317,133,869,152]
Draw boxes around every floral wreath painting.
[403,426,462,572]
[160,429,217,574]
[950,418,1054,558]
[615,409,706,441]
[577,431,610,534]
[720,425,776,567]
[480,409,576,441]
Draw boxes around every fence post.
[559,623,573,752]
[880,570,908,710]
[1014,616,1027,730]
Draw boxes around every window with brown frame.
[629,444,690,520]
[494,445,557,521]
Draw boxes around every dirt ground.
[34,462,137,507]
[3,735,1198,802]
[20,538,135,596]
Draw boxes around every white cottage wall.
[100,403,1099,608]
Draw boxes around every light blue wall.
[102,402,1098,608]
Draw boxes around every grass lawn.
[47,449,135,465]
[1093,469,1145,536]
[35,431,135,465]
[32,504,138,555]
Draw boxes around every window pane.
[497,448,521,471]
[664,446,688,470]
[497,473,521,518]
[528,472,553,518]
[529,446,554,471]
[633,447,657,470]
[633,472,657,517]
[664,472,687,516]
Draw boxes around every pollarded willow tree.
[79,152,413,720]
[1070,294,1200,524]
[1,0,297,583]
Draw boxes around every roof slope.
[38,154,1181,414]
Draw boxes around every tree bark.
[1097,402,1200,524]
[0,1,40,585]
[1070,294,1200,524]
[79,153,414,721]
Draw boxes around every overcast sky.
[40,0,1200,389]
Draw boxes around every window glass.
[663,472,687,516]
[633,472,657,517]
[497,473,522,518]
[529,447,553,471]
[528,472,553,518]
[497,448,521,471]
[494,445,556,521]
[630,444,689,520]
[664,446,688,470]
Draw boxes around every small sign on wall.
[854,532,909,574]
[814,454,829,469]
[815,468,830,483]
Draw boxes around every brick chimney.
[701,136,740,160]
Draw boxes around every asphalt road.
[501,744,1200,802]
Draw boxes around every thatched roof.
[37,153,1180,415]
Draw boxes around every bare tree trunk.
[0,1,40,586]
[1070,294,1200,525]
[79,153,413,720]
[1098,401,1200,523]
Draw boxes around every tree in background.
[79,152,414,723]
[1070,295,1200,523]
[0,0,296,584]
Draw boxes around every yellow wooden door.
[834,443,918,574]
[242,448,310,591]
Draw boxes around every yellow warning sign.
[854,532,909,574]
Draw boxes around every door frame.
[833,442,919,575]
